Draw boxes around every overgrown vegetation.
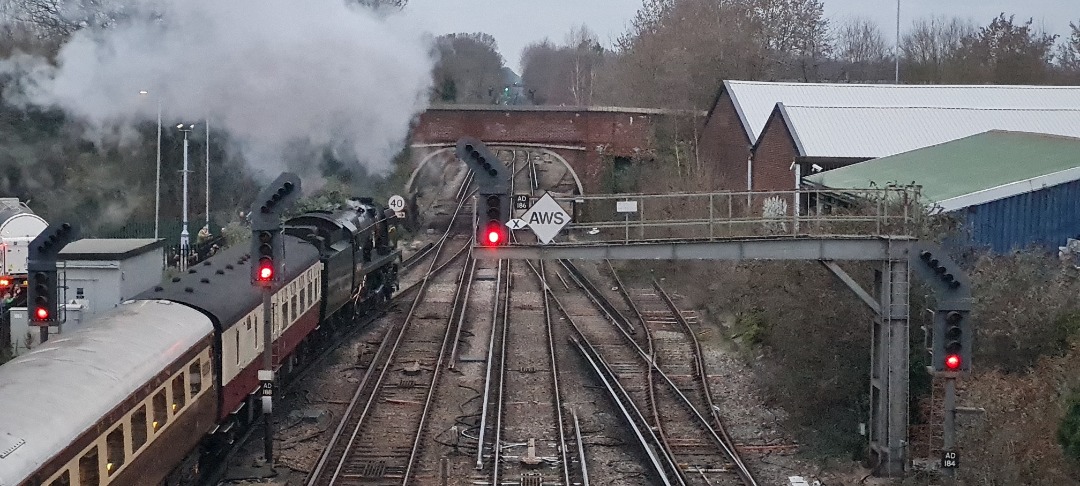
[1058,394,1080,464]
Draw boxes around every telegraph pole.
[249,173,302,468]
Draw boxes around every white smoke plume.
[1,0,434,177]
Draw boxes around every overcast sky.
[407,0,1077,72]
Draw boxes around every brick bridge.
[408,104,697,194]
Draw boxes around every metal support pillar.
[261,287,274,467]
[869,259,910,476]
[942,377,956,480]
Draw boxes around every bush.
[970,252,1080,372]
[734,309,767,345]
[1059,395,1080,463]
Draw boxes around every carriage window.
[131,405,147,451]
[291,295,298,321]
[106,427,124,475]
[172,375,186,411]
[78,447,99,486]
[235,329,241,364]
[152,390,168,430]
[246,316,252,330]
[281,302,289,327]
[300,287,306,310]
[308,282,314,304]
[189,361,202,397]
[254,315,259,349]
[48,470,70,486]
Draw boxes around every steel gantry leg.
[870,259,910,476]
[822,258,910,477]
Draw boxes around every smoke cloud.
[1,0,434,177]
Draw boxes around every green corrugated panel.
[805,130,1080,203]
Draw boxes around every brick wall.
[697,91,753,191]
[412,108,657,192]
[750,110,799,192]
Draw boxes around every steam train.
[0,197,400,486]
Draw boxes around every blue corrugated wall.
[960,179,1080,253]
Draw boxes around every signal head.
[257,256,274,281]
[483,223,505,246]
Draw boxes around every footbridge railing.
[533,187,921,245]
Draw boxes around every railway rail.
[474,259,572,486]
[555,260,758,485]
[305,170,477,485]
[297,146,765,485]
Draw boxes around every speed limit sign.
[388,195,406,212]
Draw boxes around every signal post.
[456,137,511,246]
[27,223,79,342]
[911,242,973,480]
[248,173,301,468]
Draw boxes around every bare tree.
[5,0,132,38]
[564,24,603,105]
[900,16,973,83]
[833,17,891,81]
[744,0,832,81]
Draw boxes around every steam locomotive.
[0,197,399,486]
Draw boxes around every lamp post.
[177,123,195,258]
[895,0,901,84]
[138,90,162,240]
[205,120,210,231]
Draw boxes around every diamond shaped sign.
[521,193,571,244]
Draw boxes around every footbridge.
[472,187,964,478]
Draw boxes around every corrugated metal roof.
[805,131,1080,210]
[776,105,1080,159]
[725,80,1080,143]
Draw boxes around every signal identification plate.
[521,193,571,245]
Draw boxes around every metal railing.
[526,187,922,245]
[166,235,227,270]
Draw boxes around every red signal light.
[481,222,505,247]
[258,264,273,281]
[944,354,961,370]
[34,307,49,320]
[0,277,10,288]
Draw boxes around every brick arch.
[409,105,700,192]
[405,144,585,197]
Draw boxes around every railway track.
[305,242,471,485]
[474,259,571,486]
[305,168,478,485]
[554,260,758,486]
[299,146,764,485]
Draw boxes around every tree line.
[431,0,1080,110]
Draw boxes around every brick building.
[698,81,1080,192]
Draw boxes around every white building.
[7,239,165,356]
[58,239,165,317]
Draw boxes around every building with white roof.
[697,80,1080,192]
